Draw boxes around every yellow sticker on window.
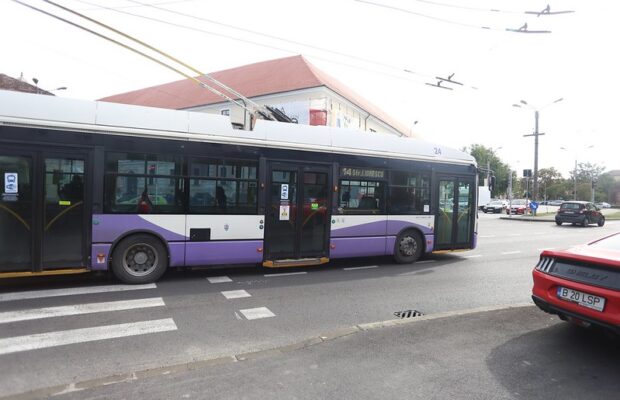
[59,200,71,206]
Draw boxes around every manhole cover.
[394,310,424,319]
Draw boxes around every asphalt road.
[1,214,619,398]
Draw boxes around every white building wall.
[186,87,405,136]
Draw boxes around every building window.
[309,109,327,126]
[221,109,230,116]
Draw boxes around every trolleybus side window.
[338,179,385,214]
[388,170,430,214]
[104,152,184,214]
[188,158,258,214]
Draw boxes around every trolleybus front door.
[0,149,87,273]
[0,152,34,272]
[264,163,331,266]
[434,176,475,250]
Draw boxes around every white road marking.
[343,266,379,271]
[0,284,156,303]
[479,235,496,238]
[207,276,232,284]
[264,272,307,277]
[464,255,483,258]
[239,307,276,320]
[221,290,251,299]
[0,318,177,356]
[507,234,522,237]
[0,298,166,324]
[501,251,522,255]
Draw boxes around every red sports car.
[532,232,620,334]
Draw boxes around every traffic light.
[488,175,496,192]
[523,169,532,178]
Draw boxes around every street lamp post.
[512,97,563,202]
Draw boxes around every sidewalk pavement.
[27,304,620,400]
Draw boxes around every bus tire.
[111,234,168,284]
[394,230,423,264]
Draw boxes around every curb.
[2,302,534,400]
[499,216,555,222]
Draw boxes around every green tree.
[596,172,616,203]
[568,162,605,201]
[464,144,510,198]
[537,167,564,200]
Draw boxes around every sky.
[1,0,618,177]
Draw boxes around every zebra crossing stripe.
[239,307,275,320]
[0,298,166,324]
[221,290,251,299]
[207,276,232,283]
[0,318,177,356]
[0,284,157,302]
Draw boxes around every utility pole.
[523,111,543,201]
[573,159,577,200]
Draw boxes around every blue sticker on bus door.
[4,172,18,194]
[280,184,289,200]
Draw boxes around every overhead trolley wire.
[407,0,524,15]
[72,0,447,89]
[121,0,434,80]
[12,0,272,123]
[43,0,272,117]
[355,0,507,31]
[84,0,485,91]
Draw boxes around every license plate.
[563,211,574,214]
[557,287,605,312]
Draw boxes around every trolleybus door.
[42,154,87,269]
[434,176,475,250]
[265,163,331,263]
[0,151,34,271]
[0,149,87,273]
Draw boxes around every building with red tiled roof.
[0,74,54,96]
[100,55,414,137]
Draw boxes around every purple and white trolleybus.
[0,90,478,283]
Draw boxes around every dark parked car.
[555,201,605,227]
[532,232,620,334]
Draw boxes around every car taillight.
[535,256,555,272]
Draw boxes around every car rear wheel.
[555,220,562,226]
[598,216,605,227]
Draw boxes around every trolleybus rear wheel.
[394,230,423,264]
[111,234,168,284]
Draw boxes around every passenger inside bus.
[137,189,153,213]
[216,185,227,212]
